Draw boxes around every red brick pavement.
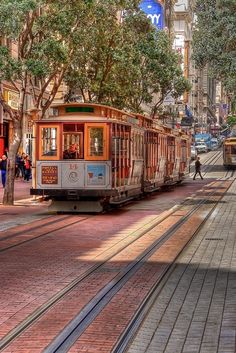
[1,212,187,352]
[0,209,170,342]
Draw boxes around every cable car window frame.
[62,123,84,159]
[84,123,109,161]
[39,124,60,160]
[63,132,83,159]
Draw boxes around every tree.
[134,29,191,117]
[65,0,190,114]
[193,0,236,109]
[0,0,92,204]
[64,0,142,105]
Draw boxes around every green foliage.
[0,0,189,115]
[65,0,190,113]
[227,115,236,126]
[193,0,236,103]
[0,0,93,115]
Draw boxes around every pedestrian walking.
[19,152,26,178]
[0,155,7,188]
[24,155,32,182]
[193,156,203,180]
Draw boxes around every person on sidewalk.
[193,156,203,180]
[19,152,26,179]
[24,155,32,182]
[0,155,7,188]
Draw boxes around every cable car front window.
[63,133,83,159]
[41,127,57,156]
[89,127,103,156]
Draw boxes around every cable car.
[223,137,236,168]
[30,103,191,212]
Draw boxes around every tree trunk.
[3,119,22,205]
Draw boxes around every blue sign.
[139,0,164,30]
[87,164,106,185]
[185,105,193,118]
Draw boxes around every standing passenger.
[193,156,203,180]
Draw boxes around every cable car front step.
[48,200,103,213]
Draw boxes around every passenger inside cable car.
[63,123,83,159]
[63,143,80,159]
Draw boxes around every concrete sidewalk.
[0,179,48,232]
[127,179,236,353]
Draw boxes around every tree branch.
[19,10,37,60]
[35,71,58,108]
[41,69,66,117]
[9,79,20,93]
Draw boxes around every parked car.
[191,145,197,160]
[195,142,208,153]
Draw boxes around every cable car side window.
[85,123,109,161]
[89,127,103,156]
[41,127,57,157]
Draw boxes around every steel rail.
[224,168,236,179]
[0,215,90,253]
[0,215,71,243]
[201,151,223,178]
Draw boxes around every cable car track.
[190,150,223,178]
[0,215,91,252]
[0,179,231,352]
[42,179,231,353]
[111,178,233,353]
[0,149,225,254]
[0,202,189,351]
[225,168,236,178]
[193,149,236,179]
[202,150,222,171]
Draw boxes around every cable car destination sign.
[139,0,164,30]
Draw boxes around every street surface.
[0,149,236,353]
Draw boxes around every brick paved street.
[0,170,235,353]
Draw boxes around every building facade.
[172,0,229,134]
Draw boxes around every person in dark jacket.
[0,155,7,188]
[193,156,203,180]
[24,155,32,182]
[19,152,26,178]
